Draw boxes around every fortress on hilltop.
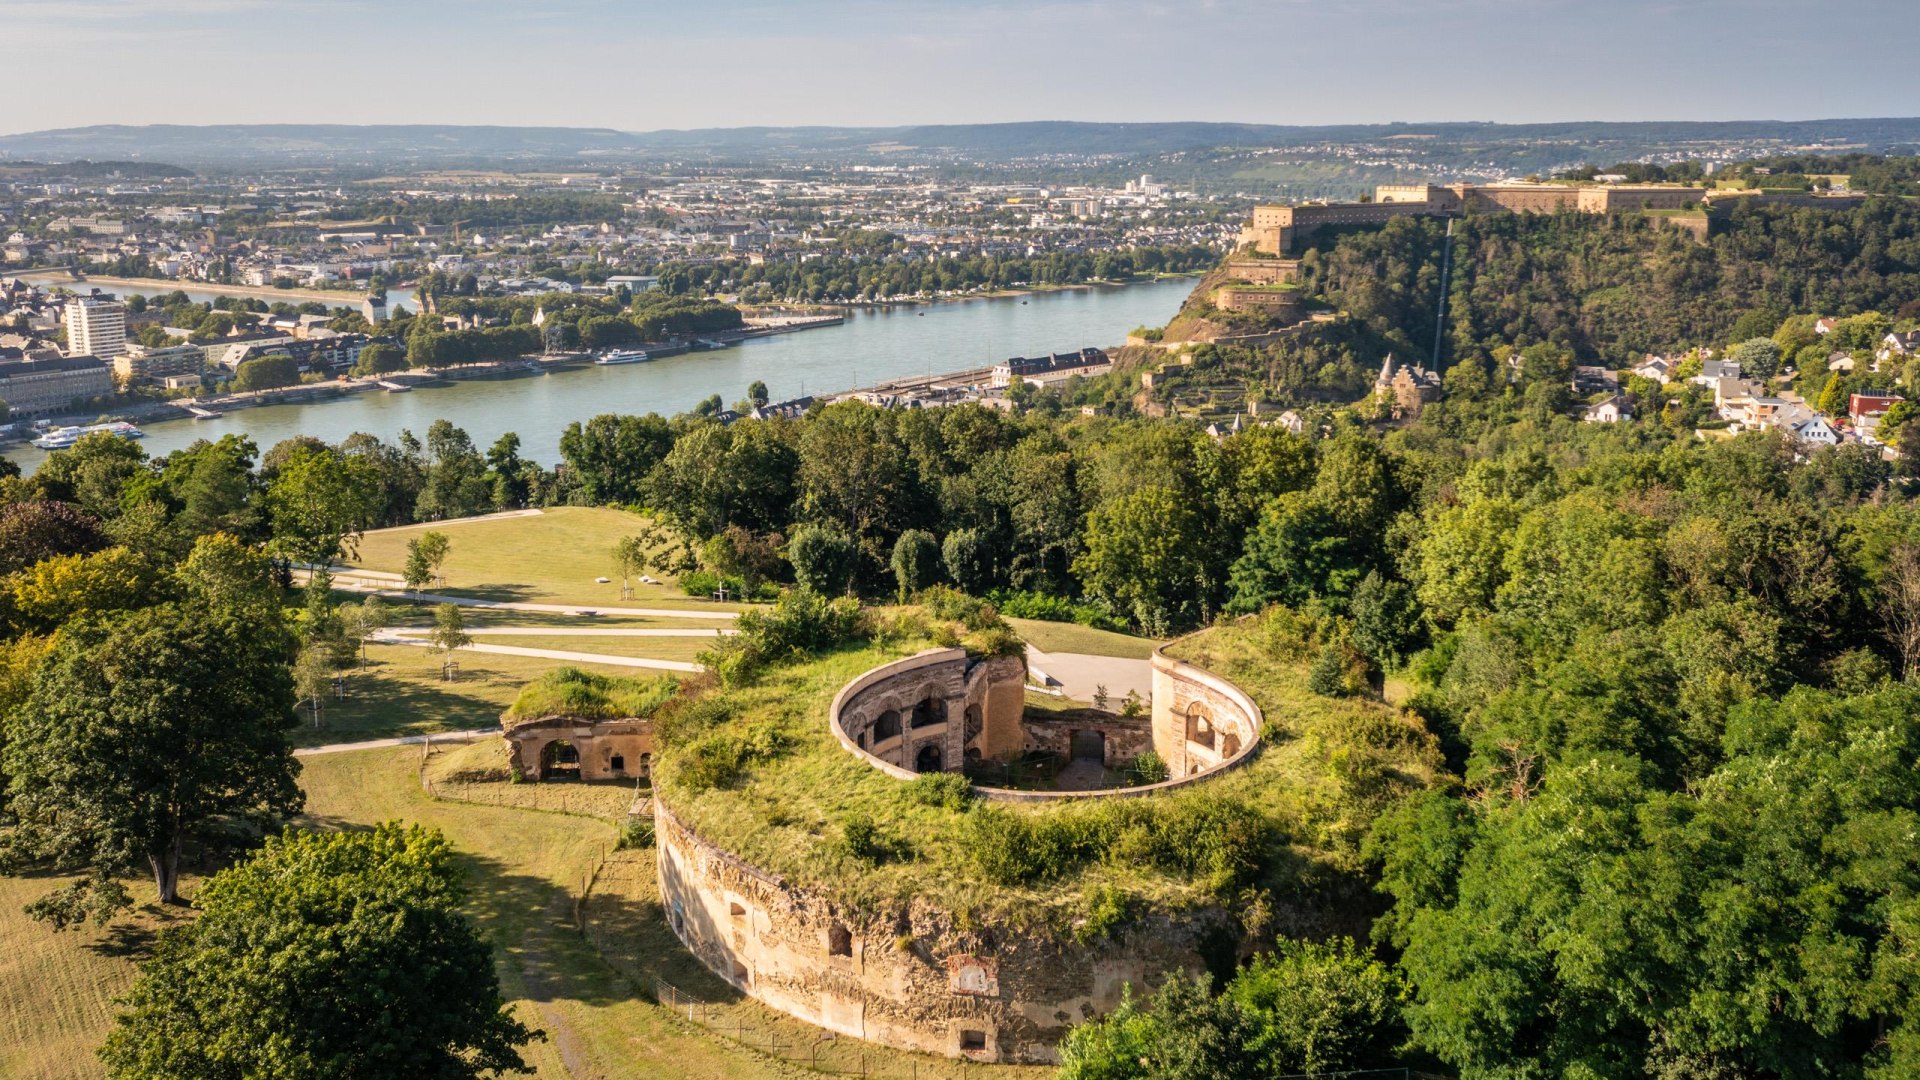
[1238,180,1869,257]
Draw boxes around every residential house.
[1791,416,1840,446]
[1582,395,1633,423]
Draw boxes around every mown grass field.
[295,643,647,747]
[0,746,1038,1079]
[347,506,746,613]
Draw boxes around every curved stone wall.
[1147,645,1263,779]
[829,641,1262,801]
[653,802,1223,1064]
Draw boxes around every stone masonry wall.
[654,804,1221,1064]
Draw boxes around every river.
[8,278,1194,468]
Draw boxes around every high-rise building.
[65,298,127,359]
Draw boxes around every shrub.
[907,771,974,812]
[698,588,864,686]
[675,721,792,792]
[1129,750,1170,785]
[616,819,655,850]
[1075,883,1134,944]
[989,589,1124,632]
[842,813,890,864]
[651,693,733,750]
[1308,644,1347,697]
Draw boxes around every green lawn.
[0,872,190,1080]
[347,507,746,612]
[297,644,646,748]
[1008,617,1160,660]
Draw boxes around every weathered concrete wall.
[505,716,653,781]
[654,804,1220,1064]
[1149,646,1263,779]
[1021,711,1154,767]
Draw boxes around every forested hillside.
[1297,200,1920,366]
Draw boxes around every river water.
[9,278,1192,468]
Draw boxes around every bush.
[698,588,865,686]
[1308,644,1347,697]
[675,721,791,792]
[616,819,655,850]
[841,813,902,864]
[907,771,974,812]
[1129,750,1169,785]
[679,569,746,600]
[1075,883,1134,944]
[988,588,1124,632]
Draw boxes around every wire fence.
[651,975,1011,1078]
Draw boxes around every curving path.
[371,628,704,672]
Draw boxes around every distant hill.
[3,119,1920,169]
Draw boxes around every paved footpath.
[372,628,704,672]
[308,576,741,620]
[295,727,497,756]
[456,626,730,637]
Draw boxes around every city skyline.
[7,0,1920,135]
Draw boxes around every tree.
[787,523,855,596]
[158,435,261,540]
[430,603,471,679]
[1075,487,1209,635]
[890,529,941,602]
[613,534,649,600]
[0,499,108,574]
[265,445,381,565]
[337,594,390,671]
[558,413,673,506]
[1729,336,1784,380]
[415,421,490,522]
[941,527,995,595]
[404,540,433,596]
[231,354,302,393]
[0,602,301,912]
[414,530,451,586]
[98,823,540,1079]
[1225,938,1409,1075]
[1880,542,1920,681]
[1349,569,1419,670]
[349,342,407,377]
[747,379,769,407]
[293,641,335,729]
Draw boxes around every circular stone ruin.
[653,639,1264,1063]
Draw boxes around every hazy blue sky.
[8,0,1917,132]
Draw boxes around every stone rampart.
[654,802,1224,1064]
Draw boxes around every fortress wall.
[1149,646,1264,779]
[654,803,1220,1063]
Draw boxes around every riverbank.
[5,276,1195,469]
[10,271,378,308]
[737,271,1206,314]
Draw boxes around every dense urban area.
[1,118,1920,1080]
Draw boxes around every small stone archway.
[540,739,581,781]
[915,743,944,773]
[1070,729,1106,763]
[1184,701,1215,750]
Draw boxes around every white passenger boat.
[594,349,650,366]
[31,421,145,450]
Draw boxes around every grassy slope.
[1007,617,1159,660]
[347,507,745,612]
[655,615,1443,926]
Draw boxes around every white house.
[1583,395,1633,423]
[1792,416,1840,446]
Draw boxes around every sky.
[5,0,1918,133]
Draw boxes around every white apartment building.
[65,298,127,359]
